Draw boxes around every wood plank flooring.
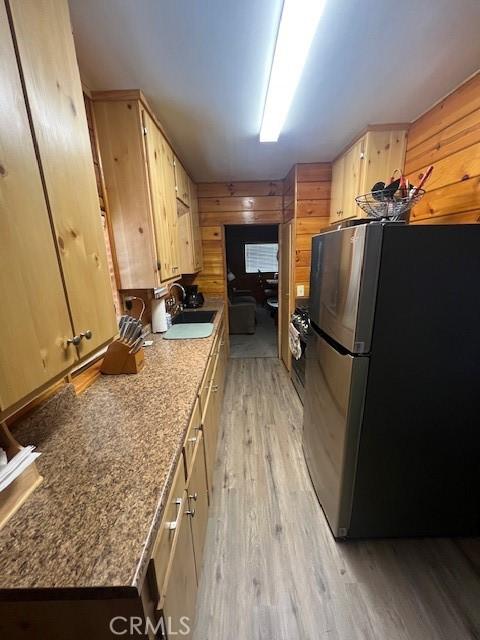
[193,358,480,640]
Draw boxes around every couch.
[228,297,256,334]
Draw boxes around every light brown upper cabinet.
[177,179,204,274]
[174,157,191,207]
[330,128,408,223]
[143,111,181,281]
[9,0,117,358]
[1,0,117,415]
[93,91,182,288]
[189,180,204,272]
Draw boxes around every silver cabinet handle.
[80,330,92,340]
[188,492,198,501]
[212,384,219,392]
[166,498,182,530]
[188,436,197,445]
[66,335,81,346]
[185,508,196,518]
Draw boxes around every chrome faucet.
[168,282,186,316]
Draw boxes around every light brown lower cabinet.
[202,382,218,494]
[0,320,227,639]
[188,432,209,579]
[159,491,197,639]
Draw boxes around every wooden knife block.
[0,424,43,531]
[101,340,145,375]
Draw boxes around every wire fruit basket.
[355,189,425,221]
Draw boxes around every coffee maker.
[184,285,205,309]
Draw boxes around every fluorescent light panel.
[260,0,326,142]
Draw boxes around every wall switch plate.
[297,285,305,297]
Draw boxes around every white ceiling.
[69,0,480,182]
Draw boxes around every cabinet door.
[143,113,180,281]
[202,382,218,493]
[329,156,345,223]
[174,157,191,207]
[187,432,209,581]
[93,100,158,290]
[160,492,197,640]
[9,0,117,358]
[189,180,203,271]
[361,129,407,195]
[0,3,76,412]
[177,204,195,274]
[341,139,363,220]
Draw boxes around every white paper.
[0,446,41,492]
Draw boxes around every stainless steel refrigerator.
[303,221,480,538]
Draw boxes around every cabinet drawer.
[183,399,202,477]
[151,457,187,597]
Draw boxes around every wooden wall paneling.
[296,200,331,217]
[295,251,312,268]
[189,226,225,296]
[297,182,331,200]
[197,181,282,198]
[199,210,283,226]
[295,217,331,235]
[198,195,282,213]
[193,181,284,314]
[409,177,480,221]
[293,163,332,297]
[404,108,480,175]
[295,235,315,251]
[296,163,332,182]
[405,71,480,225]
[406,144,480,193]
[10,0,118,358]
[407,73,480,150]
[412,210,480,225]
[283,165,296,222]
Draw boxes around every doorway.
[225,225,279,358]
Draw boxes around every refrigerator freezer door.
[302,328,368,536]
[309,224,382,353]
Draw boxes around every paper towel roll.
[152,298,168,333]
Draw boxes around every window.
[244,243,278,273]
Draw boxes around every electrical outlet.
[297,284,305,297]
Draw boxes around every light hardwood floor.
[193,358,480,640]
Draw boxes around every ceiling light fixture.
[259,0,326,143]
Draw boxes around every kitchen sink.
[172,310,216,324]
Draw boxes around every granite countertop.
[0,299,224,596]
